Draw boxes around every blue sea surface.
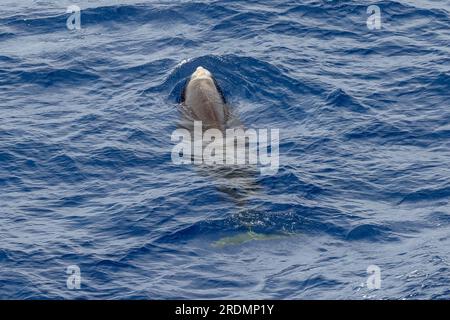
[0,0,449,299]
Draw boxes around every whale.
[175,66,286,246]
[177,66,259,205]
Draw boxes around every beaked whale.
[175,66,286,246]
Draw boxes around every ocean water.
[0,0,449,299]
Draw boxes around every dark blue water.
[1,0,449,299]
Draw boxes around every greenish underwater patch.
[213,231,294,247]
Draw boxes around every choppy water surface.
[0,0,449,299]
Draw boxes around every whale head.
[178,66,229,130]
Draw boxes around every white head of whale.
[191,66,213,80]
